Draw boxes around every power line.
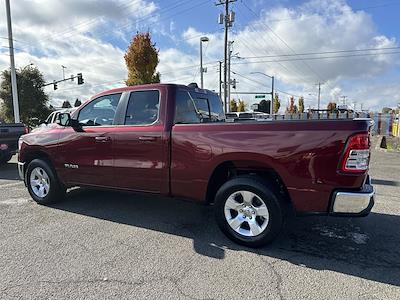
[233,7,314,85]
[39,0,143,41]
[265,1,400,24]
[239,46,400,59]
[12,0,204,49]
[231,70,310,100]
[235,5,316,85]
[240,0,331,89]
[231,51,400,64]
[39,0,185,42]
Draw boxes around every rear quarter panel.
[171,119,370,213]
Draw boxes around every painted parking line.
[0,197,31,205]
[0,181,24,189]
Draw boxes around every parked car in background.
[0,121,27,164]
[18,83,375,247]
[45,108,77,124]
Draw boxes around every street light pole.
[199,36,209,89]
[250,72,275,114]
[227,41,234,112]
[61,65,67,80]
[5,0,20,123]
[219,61,222,99]
[271,76,274,113]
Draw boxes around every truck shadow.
[51,188,400,287]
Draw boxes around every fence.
[250,112,398,136]
[229,111,400,136]
[251,111,370,121]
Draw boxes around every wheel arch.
[21,148,57,179]
[205,159,292,208]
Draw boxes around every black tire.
[26,159,65,205]
[214,176,283,247]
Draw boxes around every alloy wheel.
[224,190,270,237]
[30,167,50,198]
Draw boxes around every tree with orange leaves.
[124,32,160,86]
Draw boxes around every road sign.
[255,95,266,99]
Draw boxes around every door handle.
[95,136,111,142]
[138,136,157,142]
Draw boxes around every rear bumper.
[330,176,375,216]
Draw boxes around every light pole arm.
[250,72,275,114]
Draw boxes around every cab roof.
[90,83,216,101]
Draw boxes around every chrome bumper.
[18,162,25,181]
[330,177,375,216]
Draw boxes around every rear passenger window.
[125,90,160,125]
[174,91,200,124]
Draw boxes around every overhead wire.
[240,0,332,89]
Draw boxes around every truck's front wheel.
[26,159,65,205]
[214,176,283,247]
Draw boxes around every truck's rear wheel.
[26,159,65,205]
[214,176,283,247]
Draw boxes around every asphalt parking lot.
[1,148,399,299]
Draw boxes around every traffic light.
[53,80,57,90]
[77,73,84,85]
[232,78,236,89]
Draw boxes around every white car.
[45,108,77,124]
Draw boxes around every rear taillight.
[340,133,370,173]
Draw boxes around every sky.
[0,0,400,112]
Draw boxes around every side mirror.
[56,113,71,126]
[57,113,82,131]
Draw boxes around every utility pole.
[341,95,348,106]
[5,0,20,123]
[219,61,222,99]
[217,0,236,113]
[316,82,324,112]
[271,76,275,114]
[227,41,234,111]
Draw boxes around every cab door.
[111,89,169,194]
[57,93,123,188]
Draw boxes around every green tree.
[124,32,160,86]
[237,99,247,112]
[273,93,280,114]
[298,96,305,113]
[0,66,51,127]
[230,99,238,112]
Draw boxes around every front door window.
[78,94,121,126]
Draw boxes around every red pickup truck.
[18,83,375,247]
